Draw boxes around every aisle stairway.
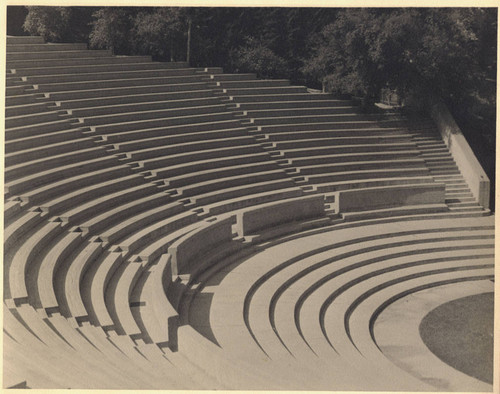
[3,36,494,390]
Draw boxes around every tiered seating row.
[183,216,494,390]
[205,72,488,216]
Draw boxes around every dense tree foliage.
[302,8,496,106]
[23,6,95,43]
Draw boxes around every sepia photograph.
[2,1,498,391]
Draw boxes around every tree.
[230,37,289,79]
[23,6,94,42]
[89,7,135,54]
[302,8,496,107]
[132,8,184,61]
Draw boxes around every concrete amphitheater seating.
[3,36,494,390]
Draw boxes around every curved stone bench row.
[8,48,112,61]
[67,96,221,118]
[33,74,203,94]
[24,67,195,85]
[12,61,189,78]
[8,54,153,69]
[182,216,494,390]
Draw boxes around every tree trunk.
[170,37,174,62]
[186,18,192,64]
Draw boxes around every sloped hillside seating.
[336,183,446,213]
[429,99,490,209]
[168,216,236,277]
[235,195,327,237]
[4,35,494,390]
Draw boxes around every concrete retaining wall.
[168,216,234,276]
[430,100,490,208]
[337,183,446,212]
[236,195,325,236]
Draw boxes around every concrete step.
[273,135,410,150]
[79,198,184,247]
[6,76,25,86]
[446,190,473,196]
[262,127,407,140]
[18,165,133,206]
[6,145,105,181]
[100,119,243,144]
[448,206,486,213]
[139,144,264,171]
[59,240,103,320]
[244,106,358,118]
[8,221,67,303]
[58,185,164,226]
[256,119,407,133]
[66,96,220,117]
[5,101,51,117]
[228,92,335,102]
[282,142,417,158]
[196,66,224,73]
[115,211,198,258]
[22,67,196,84]
[341,203,450,221]
[306,168,431,184]
[43,82,209,101]
[33,74,204,93]
[288,150,420,166]
[4,210,46,254]
[166,161,279,188]
[191,178,297,206]
[237,99,354,110]
[38,173,146,216]
[6,129,87,153]
[6,85,28,96]
[124,135,256,162]
[6,110,63,129]
[315,176,436,193]
[216,79,291,89]
[7,42,87,53]
[205,73,257,81]
[447,201,479,208]
[111,127,248,153]
[176,169,288,198]
[55,89,213,111]
[8,55,152,69]
[150,152,271,179]
[80,104,228,127]
[7,49,112,61]
[5,93,39,106]
[37,232,88,312]
[10,61,188,76]
[6,119,76,140]
[224,86,308,96]
[90,111,236,135]
[95,201,186,245]
[7,36,45,44]
[5,156,120,196]
[204,187,304,216]
[251,113,400,126]
[296,159,426,175]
